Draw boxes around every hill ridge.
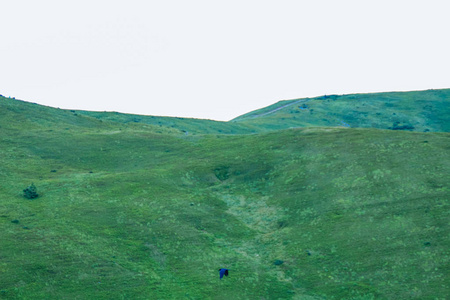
[232,88,450,133]
[2,88,449,135]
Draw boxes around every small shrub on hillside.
[389,122,415,130]
[214,166,230,181]
[23,183,38,199]
[274,259,284,265]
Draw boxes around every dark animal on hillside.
[219,268,229,279]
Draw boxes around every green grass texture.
[233,89,450,133]
[0,90,449,299]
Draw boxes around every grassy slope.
[232,89,450,133]
[69,89,450,135]
[75,110,259,135]
[0,95,449,299]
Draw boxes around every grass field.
[233,89,450,133]
[0,90,449,299]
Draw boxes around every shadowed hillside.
[0,92,449,299]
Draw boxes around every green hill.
[53,89,450,134]
[0,92,449,299]
[232,89,450,133]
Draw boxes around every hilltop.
[232,89,450,133]
[0,90,449,299]
[3,88,445,135]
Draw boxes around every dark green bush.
[274,260,284,265]
[23,183,38,199]
[214,166,230,181]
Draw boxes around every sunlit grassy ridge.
[0,91,449,299]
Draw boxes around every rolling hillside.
[232,89,450,133]
[49,88,450,134]
[0,92,449,299]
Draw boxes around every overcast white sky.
[1,1,449,121]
